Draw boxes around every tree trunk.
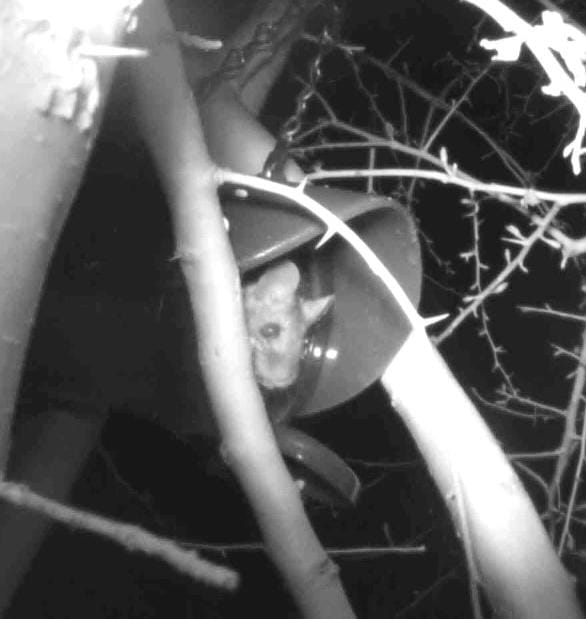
[0,0,133,464]
[0,1,136,611]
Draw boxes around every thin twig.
[550,324,586,549]
[519,305,586,323]
[0,480,237,589]
[436,203,562,344]
[306,167,586,206]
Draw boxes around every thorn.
[422,313,450,328]
[78,44,149,58]
[501,235,526,246]
[315,227,336,249]
[296,177,309,193]
[542,237,561,249]
[176,32,223,51]
[440,147,448,165]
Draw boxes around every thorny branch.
[549,324,586,547]
[460,198,516,391]
[435,203,562,344]
[269,1,586,573]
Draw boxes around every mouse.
[243,260,334,391]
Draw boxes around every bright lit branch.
[462,0,586,174]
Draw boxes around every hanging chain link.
[194,0,341,181]
[262,1,341,180]
[197,0,318,101]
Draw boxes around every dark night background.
[5,0,586,616]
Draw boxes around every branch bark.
[130,1,355,616]
[382,329,583,618]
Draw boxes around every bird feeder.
[224,183,422,507]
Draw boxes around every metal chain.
[197,0,317,101]
[262,1,341,180]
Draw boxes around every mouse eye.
[260,322,282,339]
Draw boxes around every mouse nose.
[255,355,299,390]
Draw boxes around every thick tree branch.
[129,1,355,616]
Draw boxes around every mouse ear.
[253,260,301,297]
[301,294,335,327]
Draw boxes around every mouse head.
[243,261,334,390]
